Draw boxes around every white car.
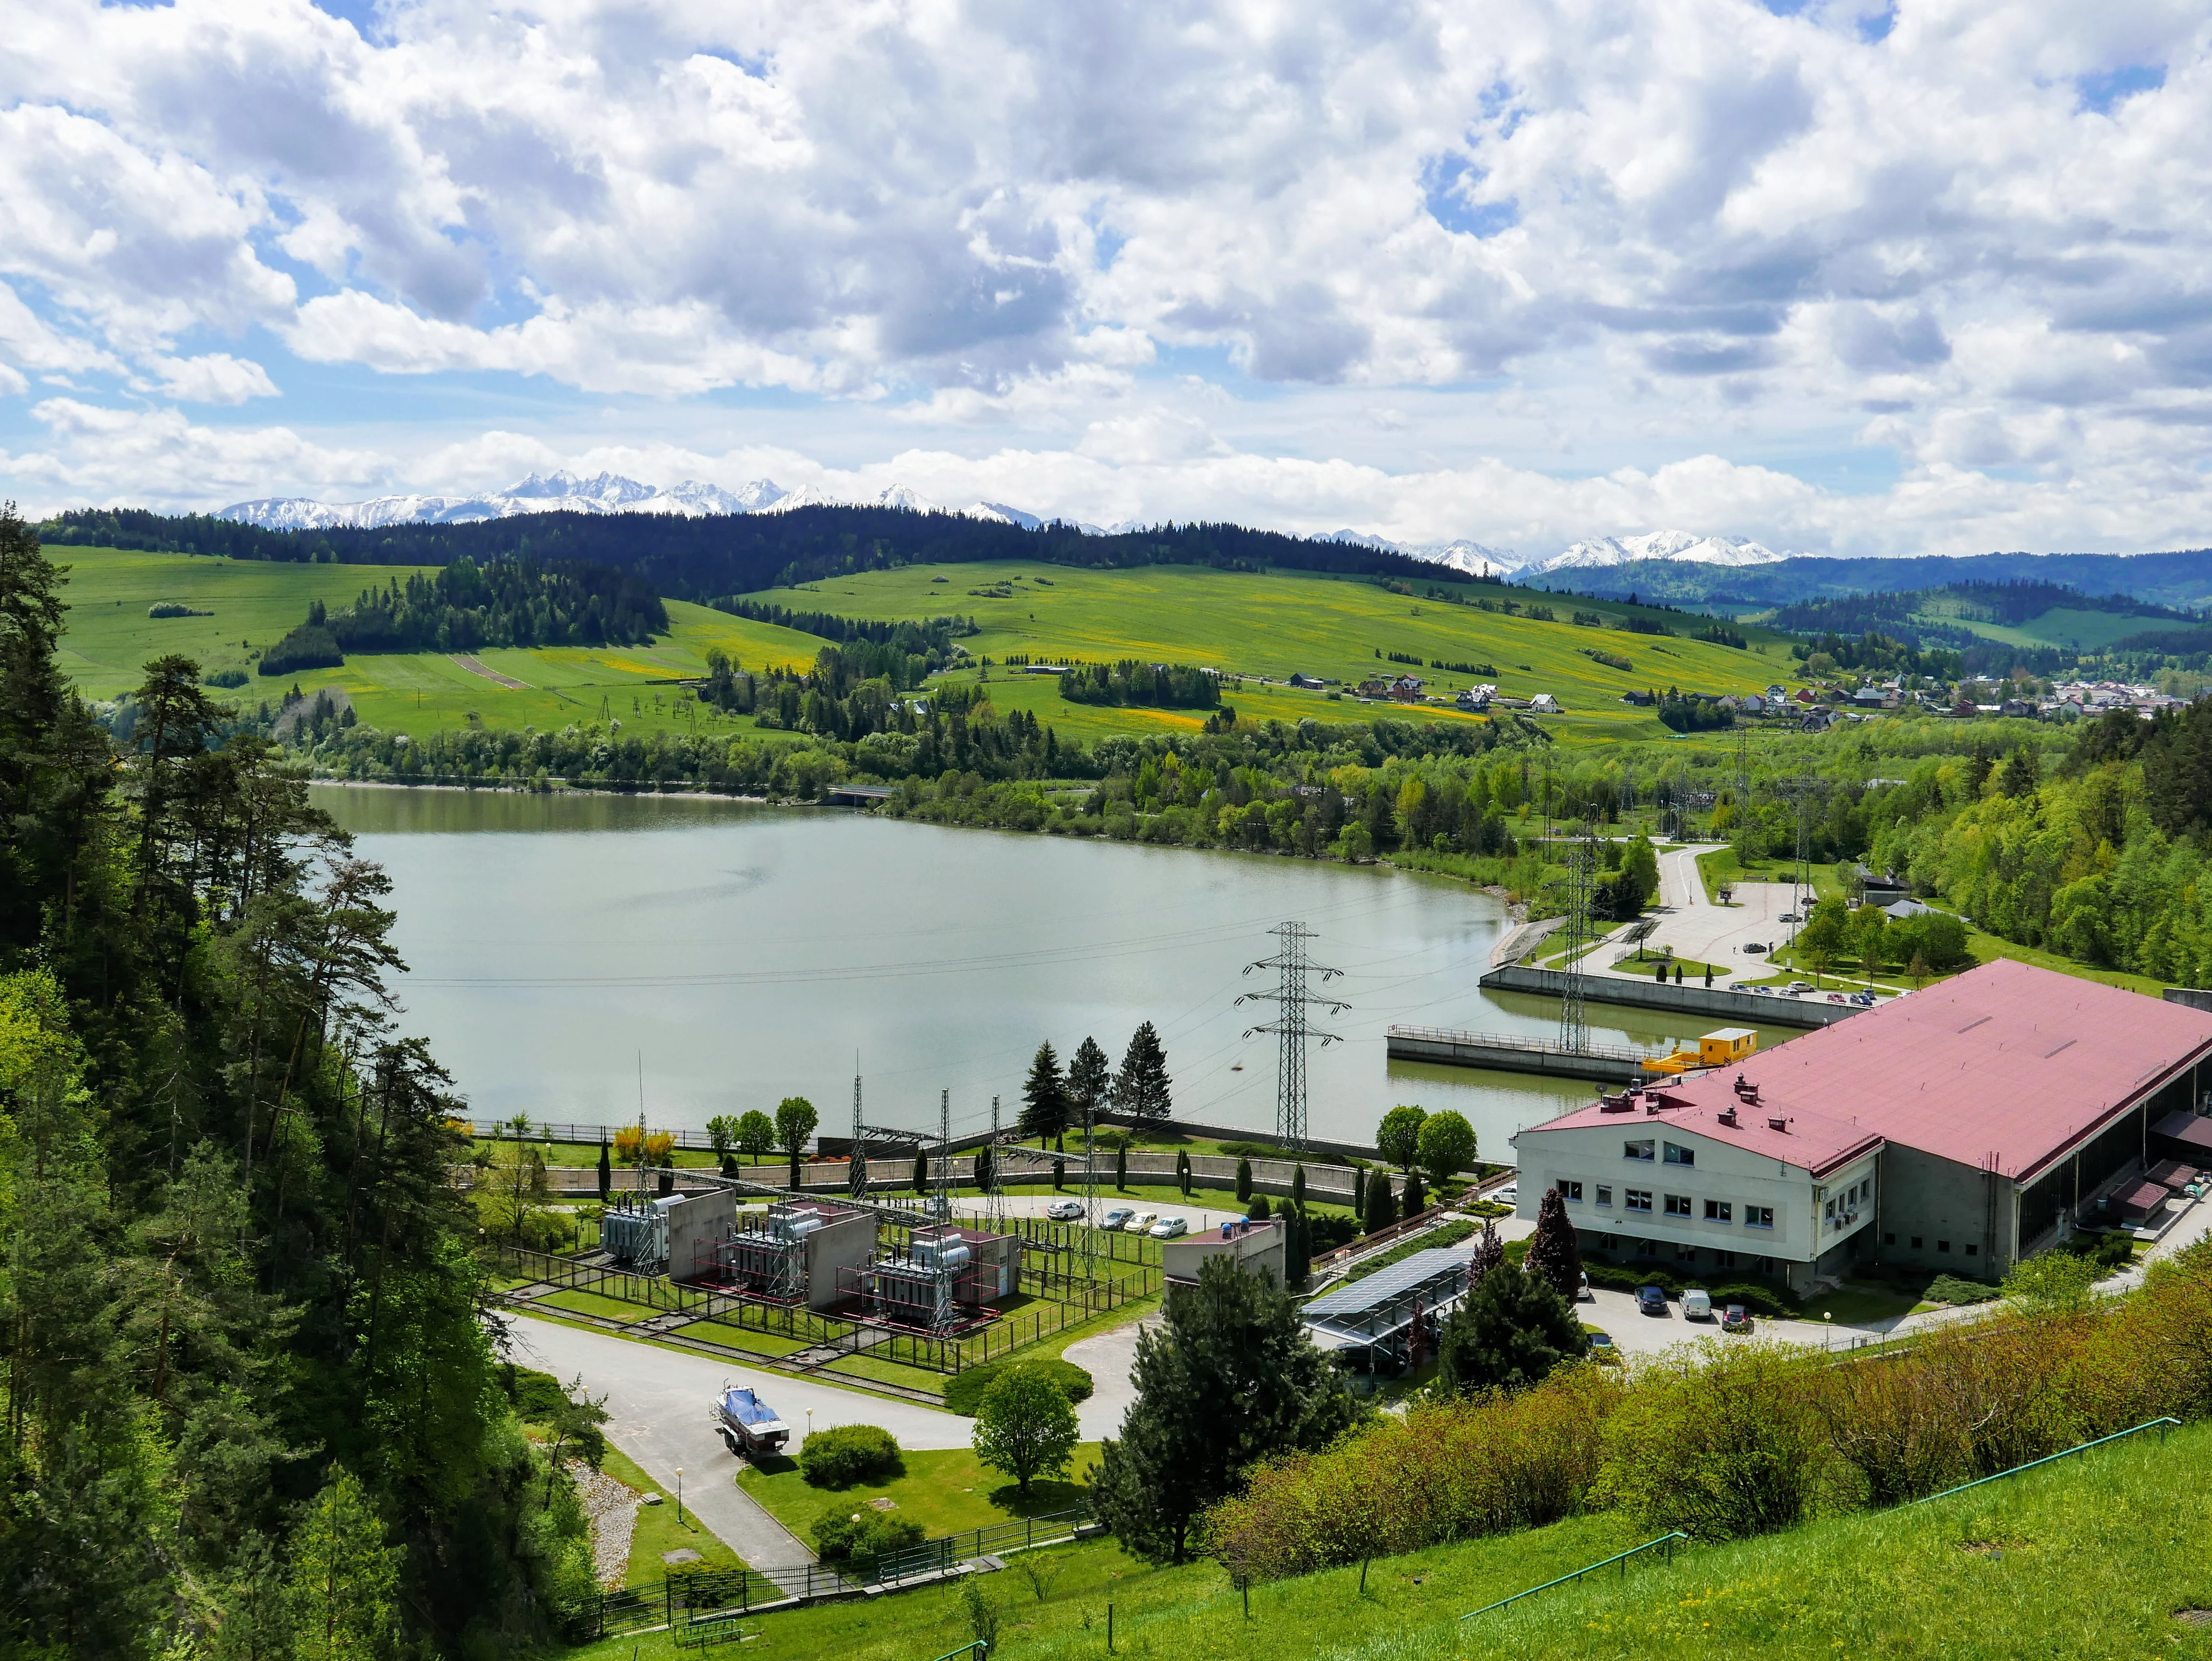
[1043,1199,1085,1221]
[1148,1216,1188,1240]
[1101,1206,1136,1230]
[1124,1211,1158,1234]
[1493,1184,1519,1206]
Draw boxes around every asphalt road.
[502,1312,967,1575]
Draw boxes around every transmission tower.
[1768,777,1832,946]
[985,1094,1007,1235]
[1237,921,1349,1153]
[1557,822,1599,1054]
[933,1089,954,1228]
[1077,1091,1100,1302]
[1734,728,1753,830]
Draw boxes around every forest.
[0,508,598,1652]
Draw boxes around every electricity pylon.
[1557,822,1599,1054]
[1237,921,1348,1153]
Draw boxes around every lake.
[318,786,1793,1162]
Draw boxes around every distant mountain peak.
[1534,531,1786,573]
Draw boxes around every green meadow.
[52,545,824,740]
[753,561,1794,743]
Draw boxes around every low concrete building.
[1162,1218,1284,1289]
[1512,959,2212,1290]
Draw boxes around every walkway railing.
[1459,1532,1688,1621]
[1386,1025,1660,1064]
[861,1506,1087,1585]
[1903,1417,2181,1508]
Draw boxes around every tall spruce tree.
[1068,1035,1112,1127]
[1113,1021,1172,1122]
[1020,1040,1070,1147]
[1091,1254,1358,1562]
[1362,1167,1396,1234]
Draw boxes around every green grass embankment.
[564,1415,2212,1660]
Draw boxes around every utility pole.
[1768,777,1832,945]
[1237,921,1348,1153]
[934,1088,953,1229]
[986,1094,1006,1236]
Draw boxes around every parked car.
[1148,1216,1188,1240]
[1743,942,1769,955]
[1493,1183,1519,1206]
[1125,1211,1158,1234]
[1747,985,1774,997]
[1850,991,1877,1007]
[1101,1206,1136,1230]
[1682,1288,1713,1321]
[1586,1330,1620,1365]
[1779,912,1800,923]
[1722,1304,1754,1334]
[1827,992,1849,1004]
[1636,1285,1670,1317]
[1578,1269,1592,1302]
[1044,1198,1086,1221]
[1786,981,1814,995]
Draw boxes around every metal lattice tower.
[1557,823,1598,1054]
[1768,777,1832,947]
[934,1088,953,1228]
[1237,921,1348,1153]
[849,1058,869,1201]
[986,1094,1007,1235]
[1078,1092,1100,1298]
[1734,728,1753,829]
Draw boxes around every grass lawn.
[819,1353,953,1397]
[738,1444,1104,1547]
[593,1443,747,1585]
[535,1288,661,1323]
[1805,1281,1926,1326]
[676,1319,812,1358]
[1693,846,1844,904]
[565,1409,2212,1661]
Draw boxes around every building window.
[1965,1243,1977,1257]
[1664,1194,1692,1217]
[1625,1189,1653,1213]
[1884,1232,1895,1245]
[1561,1181,1584,1203]
[1663,1141,1695,1167]
[1625,1139,1655,1162]
[1596,1185,1613,1207]
[1745,1206,1774,1230]
[1911,1236,1923,1249]
[1675,1243,1696,1261]
[1718,1250,1737,1268]
[1937,1240,1951,1254]
[1705,1199,1733,1223]
[1824,1197,1836,1219]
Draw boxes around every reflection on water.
[317,785,1802,1160]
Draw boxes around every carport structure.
[1301,1247,1473,1370]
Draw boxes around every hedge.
[944,1359,1094,1416]
[798,1424,903,1488]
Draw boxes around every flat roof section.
[1520,960,2212,1185]
[1303,1247,1471,1319]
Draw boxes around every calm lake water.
[318,786,1791,1162]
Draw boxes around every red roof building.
[1513,959,2212,1291]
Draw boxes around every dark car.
[1722,1304,1754,1334]
[1636,1284,1669,1317]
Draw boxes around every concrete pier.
[1477,964,1864,1029]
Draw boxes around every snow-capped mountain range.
[217,473,1789,573]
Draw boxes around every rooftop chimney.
[1767,1115,1790,1132]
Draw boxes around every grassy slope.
[738,1444,1104,1545]
[749,562,1792,743]
[52,546,823,739]
[567,1415,2212,1660]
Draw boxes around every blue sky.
[1,0,2207,560]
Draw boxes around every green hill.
[562,1414,2210,1660]
[51,545,826,740]
[746,562,1792,743]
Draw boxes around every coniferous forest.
[0,507,595,1653]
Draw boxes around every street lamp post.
[676,1467,684,1524]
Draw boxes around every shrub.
[205,668,248,688]
[812,1509,927,1564]
[1307,1212,1359,1252]
[258,622,343,676]
[147,602,212,618]
[945,1359,1093,1416]
[1207,1365,1622,1580]
[799,1424,903,1488]
[1593,1343,1834,1540]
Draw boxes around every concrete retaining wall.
[1479,965,1863,1029]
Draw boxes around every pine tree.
[1290,1163,1307,1209]
[1362,1168,1396,1234]
[1402,1170,1426,1216]
[1020,1040,1070,1147]
[974,1143,994,1192]
[1113,1021,1173,1123]
[1116,1144,1129,1190]
[597,1138,611,1201]
[1284,1206,1311,1290]
[287,1468,403,1661]
[1090,1255,1358,1562]
[1176,1150,1191,1195]
[1523,1186,1584,1300]
[1235,1158,1253,1203]
[913,1150,929,1192]
[1053,1156,1066,1189]
[1436,1263,1586,1395]
[1068,1035,1112,1126]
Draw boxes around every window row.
[1559,1180,1772,1230]
[1622,1138,1696,1166]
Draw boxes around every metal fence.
[860,1506,1087,1585]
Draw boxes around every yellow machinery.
[1642,1027,1758,1076]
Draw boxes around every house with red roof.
[1511,960,2212,1292]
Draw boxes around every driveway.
[501,1312,966,1576]
[1604,842,1806,988]
[1577,1282,1866,1355]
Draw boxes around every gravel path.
[571,1463,642,1587]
